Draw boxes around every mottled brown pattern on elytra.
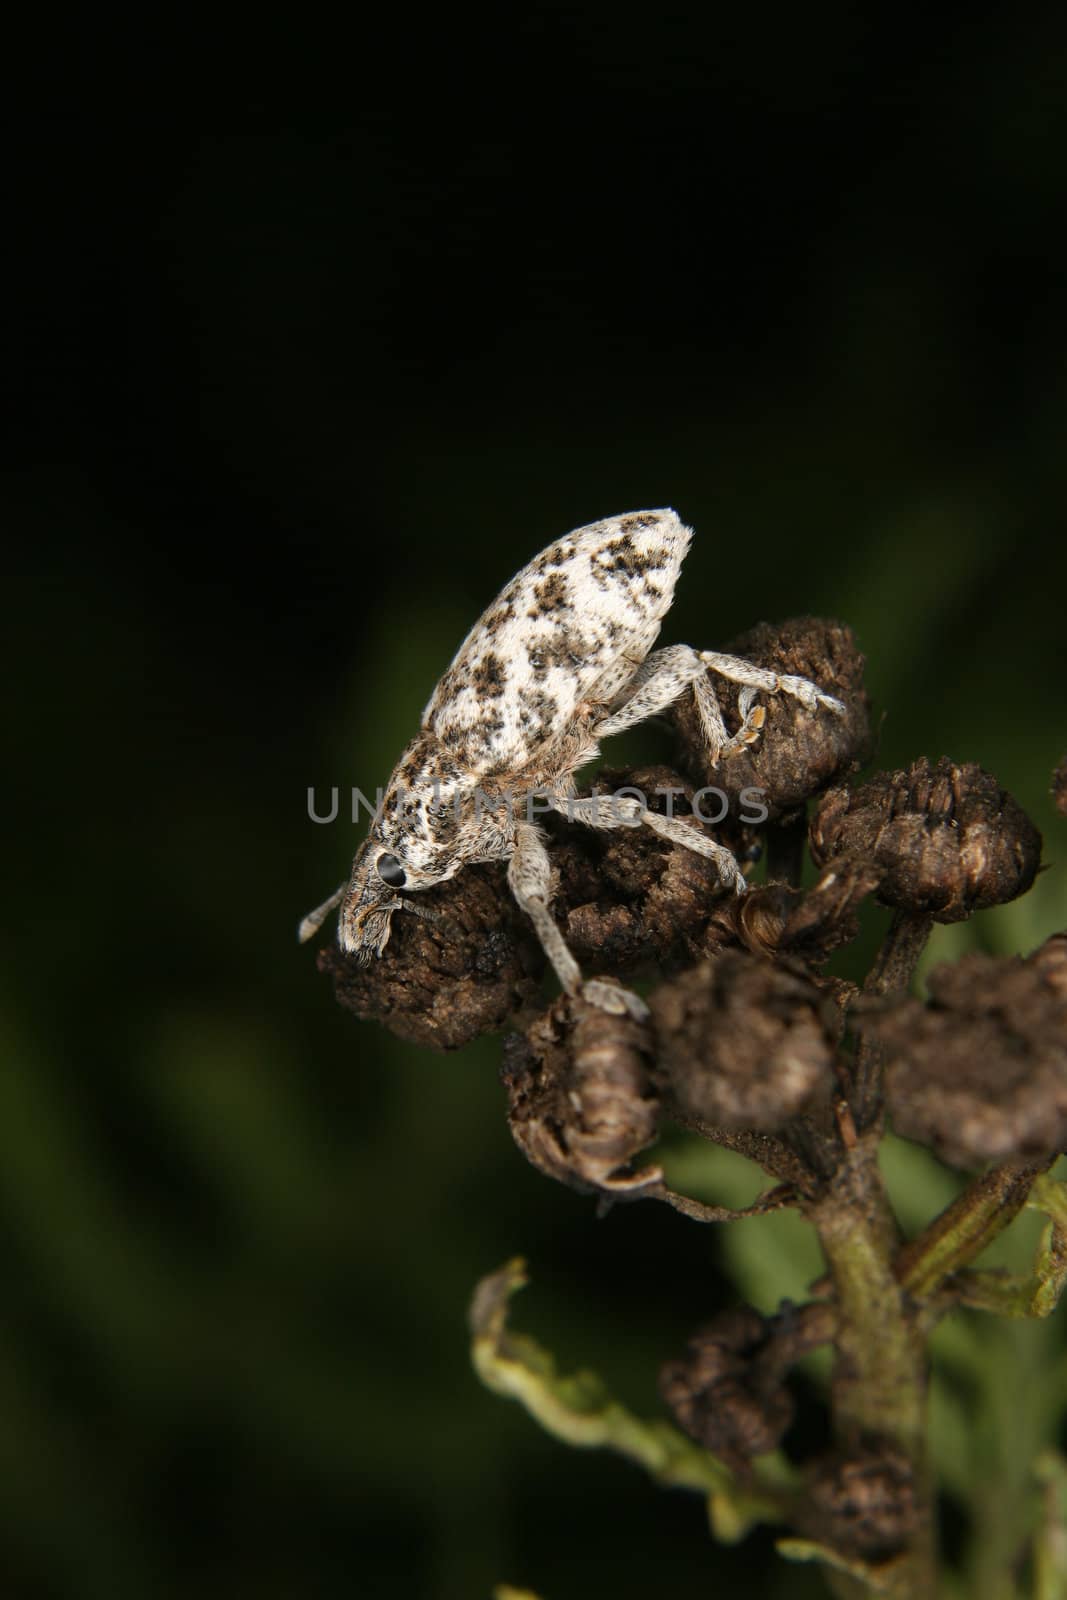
[531,543,575,575]
[518,686,558,736]
[530,572,570,614]
[619,513,664,533]
[595,537,669,579]
[471,653,507,697]
[482,602,515,634]
[444,709,506,753]
[527,634,587,679]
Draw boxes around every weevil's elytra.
[299,509,846,1020]
[425,511,689,779]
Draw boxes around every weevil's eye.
[376,852,407,888]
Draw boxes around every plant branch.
[850,910,933,1130]
[894,1158,1056,1307]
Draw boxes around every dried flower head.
[804,1440,920,1561]
[319,861,543,1049]
[550,765,759,976]
[659,1306,795,1470]
[671,617,870,817]
[501,995,661,1195]
[702,855,883,966]
[865,940,1067,1167]
[651,952,836,1130]
[810,757,1042,923]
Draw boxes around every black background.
[6,11,1067,1599]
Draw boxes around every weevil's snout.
[338,882,396,962]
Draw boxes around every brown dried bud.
[702,855,883,965]
[659,1307,795,1470]
[866,940,1067,1168]
[550,764,760,976]
[501,995,661,1196]
[651,952,835,1130]
[810,757,1042,923]
[804,1441,919,1560]
[1054,756,1067,817]
[318,861,543,1050]
[1030,932,1067,999]
[671,617,870,819]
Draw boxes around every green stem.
[805,1130,935,1599]
[894,1159,1055,1307]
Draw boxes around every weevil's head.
[337,832,455,962]
[337,741,472,961]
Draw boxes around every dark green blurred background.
[6,13,1067,1598]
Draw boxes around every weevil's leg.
[507,822,649,1021]
[397,898,445,927]
[592,643,768,764]
[693,669,767,761]
[297,883,346,944]
[553,794,747,896]
[641,809,748,892]
[699,651,846,715]
[592,644,709,739]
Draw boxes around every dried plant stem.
[666,1100,823,1196]
[851,909,933,1130]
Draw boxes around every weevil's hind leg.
[591,643,785,766]
[555,794,747,896]
[507,822,649,1021]
[699,651,846,715]
[592,644,710,740]
[297,884,346,944]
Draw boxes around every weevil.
[300,509,844,1017]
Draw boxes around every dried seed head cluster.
[651,952,836,1131]
[501,997,661,1196]
[865,938,1067,1168]
[314,521,1062,1582]
[810,756,1042,922]
[318,861,542,1050]
[658,1306,796,1471]
[670,615,871,816]
[548,764,760,975]
[804,1441,920,1561]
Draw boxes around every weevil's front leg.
[507,822,649,1020]
[552,794,747,895]
[592,643,767,763]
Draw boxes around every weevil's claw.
[774,673,848,715]
[715,693,767,760]
[580,978,651,1022]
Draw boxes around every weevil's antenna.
[297,884,346,944]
